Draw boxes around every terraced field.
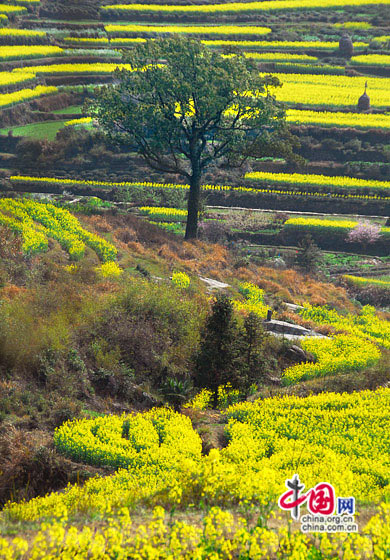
[0,0,389,209]
[0,0,390,558]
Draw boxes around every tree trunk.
[185,166,201,240]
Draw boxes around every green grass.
[52,105,83,115]
[0,120,67,141]
[322,252,371,267]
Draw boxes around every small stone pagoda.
[358,82,370,111]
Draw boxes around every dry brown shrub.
[157,244,181,264]
[0,285,27,300]
[268,269,301,294]
[278,311,305,325]
[0,226,23,260]
[127,241,145,255]
[178,260,199,274]
[82,215,113,233]
[209,244,228,262]
[228,264,356,313]
[315,324,339,336]
[207,269,224,281]
[0,426,69,506]
[232,269,294,301]
[115,227,137,244]
[278,312,338,337]
[114,241,128,252]
[248,267,355,312]
[194,245,229,275]
[96,280,122,293]
[178,241,201,260]
[275,289,292,302]
[310,294,328,307]
[260,279,285,295]
[160,241,231,276]
[234,267,254,282]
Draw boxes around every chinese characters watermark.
[278,474,358,533]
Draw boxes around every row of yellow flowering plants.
[0,3,26,14]
[0,85,57,108]
[233,282,270,318]
[225,388,390,503]
[204,39,368,50]
[0,204,48,254]
[0,198,82,258]
[101,0,390,15]
[299,303,390,349]
[64,116,93,127]
[334,20,373,28]
[40,201,118,262]
[352,54,390,66]
[244,52,318,62]
[0,27,48,45]
[105,24,272,37]
[286,109,390,130]
[0,28,45,37]
[343,274,390,288]
[246,171,390,192]
[3,391,389,512]
[272,62,346,75]
[12,62,134,76]
[0,45,63,60]
[0,198,117,262]
[11,175,390,203]
[64,36,147,45]
[262,72,390,108]
[282,334,381,384]
[1,501,388,559]
[283,216,359,236]
[0,70,36,89]
[139,206,188,222]
[65,36,369,51]
[280,217,390,252]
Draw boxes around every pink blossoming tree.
[346,222,381,251]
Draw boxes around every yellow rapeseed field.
[105,24,272,36]
[262,72,390,108]
[0,199,117,261]
[12,62,134,75]
[0,85,56,108]
[0,27,46,37]
[246,170,390,190]
[352,54,390,66]
[0,4,26,14]
[101,0,390,14]
[0,45,63,60]
[11,175,390,200]
[286,109,390,129]
[0,71,36,87]
[2,390,390,556]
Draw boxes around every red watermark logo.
[278,474,356,533]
